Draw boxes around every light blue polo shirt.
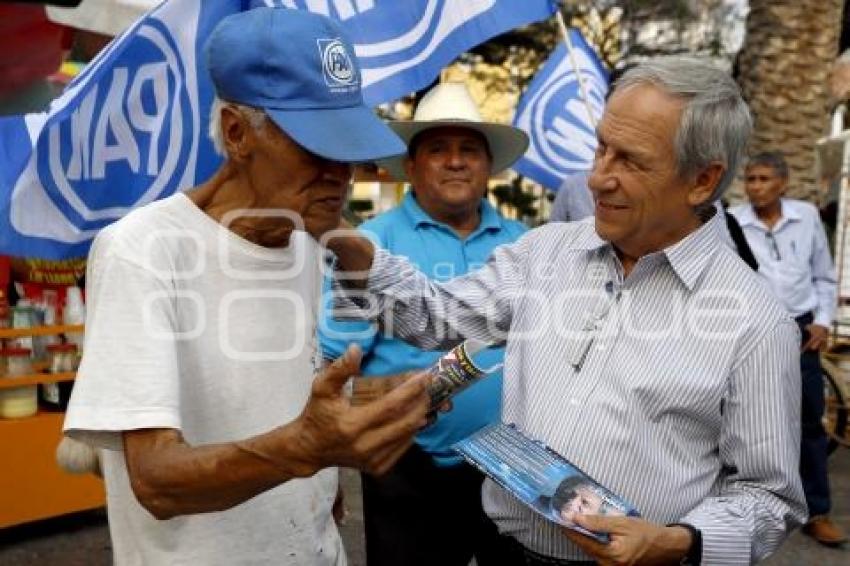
[319,191,526,466]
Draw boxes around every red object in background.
[0,5,70,98]
[0,256,9,290]
[0,256,10,327]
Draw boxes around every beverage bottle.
[0,347,37,419]
[40,343,78,412]
[63,286,85,350]
[427,338,502,411]
[11,299,34,353]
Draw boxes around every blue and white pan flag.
[256,0,559,106]
[1,0,557,259]
[512,29,608,191]
[0,0,241,259]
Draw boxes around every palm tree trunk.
[737,0,844,203]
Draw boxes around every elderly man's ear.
[687,162,725,208]
[221,106,254,162]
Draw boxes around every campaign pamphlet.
[453,423,640,543]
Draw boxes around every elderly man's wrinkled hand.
[351,373,452,421]
[294,345,431,476]
[350,373,414,406]
[561,514,692,566]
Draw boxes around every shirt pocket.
[771,261,811,311]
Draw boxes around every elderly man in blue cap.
[63,8,431,565]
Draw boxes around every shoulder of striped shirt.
[525,220,593,249]
[706,248,797,368]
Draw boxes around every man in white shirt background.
[731,151,845,546]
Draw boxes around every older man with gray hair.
[325,56,806,565]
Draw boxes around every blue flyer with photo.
[453,423,640,543]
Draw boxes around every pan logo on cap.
[318,38,358,90]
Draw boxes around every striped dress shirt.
[337,212,806,564]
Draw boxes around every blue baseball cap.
[205,7,405,163]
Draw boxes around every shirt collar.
[401,191,503,235]
[572,217,608,251]
[572,211,723,291]
[775,199,803,230]
[736,198,801,229]
[662,209,724,291]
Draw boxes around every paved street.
[1,450,848,565]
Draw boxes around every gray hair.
[208,96,268,156]
[747,151,789,179]
[613,57,752,205]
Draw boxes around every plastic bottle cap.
[462,338,489,356]
[0,347,33,357]
[46,344,78,353]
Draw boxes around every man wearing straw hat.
[320,82,528,566]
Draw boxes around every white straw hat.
[378,83,529,181]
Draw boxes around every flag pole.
[555,8,597,129]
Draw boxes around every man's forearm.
[123,349,433,521]
[123,422,319,520]
[325,229,376,288]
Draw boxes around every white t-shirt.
[64,193,345,566]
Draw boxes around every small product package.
[453,423,640,543]
[426,338,502,412]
